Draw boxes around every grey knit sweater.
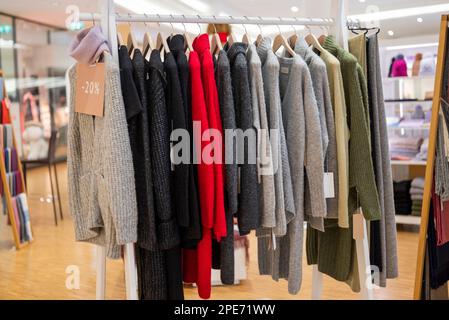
[278,54,325,294]
[247,43,276,229]
[366,34,398,286]
[215,49,237,284]
[68,53,138,259]
[256,37,295,238]
[226,42,260,235]
[294,38,339,224]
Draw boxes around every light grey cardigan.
[256,38,295,237]
[366,34,398,285]
[247,43,276,229]
[277,54,325,294]
[67,53,138,259]
[294,38,339,223]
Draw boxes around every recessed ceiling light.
[388,30,395,36]
[291,6,299,13]
[359,0,366,3]
[417,17,423,23]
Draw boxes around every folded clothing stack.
[416,138,429,161]
[394,180,412,215]
[390,137,424,160]
[411,177,425,216]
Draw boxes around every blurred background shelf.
[395,215,421,226]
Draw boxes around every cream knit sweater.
[67,53,138,259]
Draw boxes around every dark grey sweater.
[215,50,238,284]
[226,42,260,235]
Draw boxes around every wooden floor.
[0,163,420,300]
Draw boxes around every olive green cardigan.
[306,36,381,291]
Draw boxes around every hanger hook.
[196,15,202,36]
[127,13,132,28]
[212,15,218,33]
[169,14,175,35]
[181,14,187,33]
[242,16,249,34]
[277,17,282,34]
[257,16,263,35]
[156,13,161,28]
[91,13,95,26]
[143,13,148,28]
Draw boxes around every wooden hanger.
[181,18,193,52]
[227,16,237,46]
[272,24,296,56]
[288,24,299,52]
[210,23,223,55]
[155,16,170,54]
[305,24,326,53]
[117,32,125,46]
[126,15,138,57]
[241,17,251,44]
[255,20,264,47]
[142,32,154,58]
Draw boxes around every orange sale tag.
[75,62,105,117]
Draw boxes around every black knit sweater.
[119,46,167,300]
[167,35,202,248]
[226,43,260,235]
[148,50,183,300]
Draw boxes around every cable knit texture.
[215,50,237,284]
[67,52,137,259]
[247,43,276,231]
[226,42,260,235]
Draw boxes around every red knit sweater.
[182,35,227,300]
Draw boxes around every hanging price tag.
[75,62,105,117]
[323,172,335,199]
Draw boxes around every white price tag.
[323,172,335,199]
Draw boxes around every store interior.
[0,0,448,300]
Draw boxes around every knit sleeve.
[67,65,91,241]
[102,57,138,245]
[302,67,327,221]
[234,54,259,235]
[148,66,180,250]
[348,64,381,221]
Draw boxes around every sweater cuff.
[158,220,180,250]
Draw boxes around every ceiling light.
[387,30,394,36]
[291,6,299,13]
[349,3,449,22]
[359,0,366,2]
[178,0,210,13]
[114,0,172,15]
[417,17,423,23]
[385,42,438,51]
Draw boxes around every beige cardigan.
[67,53,138,259]
[319,48,350,228]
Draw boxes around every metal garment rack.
[80,0,373,300]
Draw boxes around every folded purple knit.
[69,26,110,64]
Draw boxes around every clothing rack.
[79,0,373,300]
[0,70,31,250]
[414,14,449,300]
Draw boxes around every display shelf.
[390,160,427,166]
[388,125,430,130]
[383,75,435,82]
[395,215,421,226]
[384,99,433,103]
